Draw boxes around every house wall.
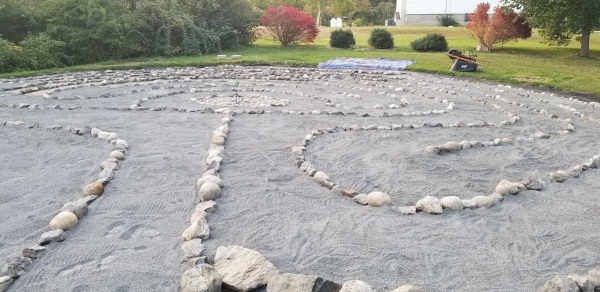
[395,0,502,26]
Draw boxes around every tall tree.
[503,0,600,57]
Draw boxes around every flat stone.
[440,196,463,211]
[214,246,279,292]
[0,257,32,279]
[339,280,375,292]
[182,239,205,261]
[268,273,341,292]
[39,229,67,245]
[22,245,47,259]
[366,191,391,207]
[342,189,358,198]
[393,206,417,215]
[78,195,99,205]
[196,201,217,213]
[61,201,88,219]
[353,194,368,205]
[49,211,78,231]
[0,276,13,292]
[180,264,222,292]
[390,285,422,292]
[416,196,443,214]
[182,218,210,241]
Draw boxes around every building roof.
[405,0,503,15]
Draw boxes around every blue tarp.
[317,58,416,71]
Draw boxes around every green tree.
[503,0,600,57]
[0,0,43,43]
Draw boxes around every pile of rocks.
[180,114,233,287]
[540,267,600,292]
[195,93,289,108]
[0,122,127,291]
[180,245,421,292]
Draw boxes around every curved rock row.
[0,121,128,291]
[1,66,599,291]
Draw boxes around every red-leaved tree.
[466,3,532,51]
[260,5,319,47]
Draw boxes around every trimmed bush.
[410,33,449,52]
[260,5,319,46]
[330,29,356,48]
[368,28,394,49]
[438,15,460,27]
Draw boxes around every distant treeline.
[0,0,259,72]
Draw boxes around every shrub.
[0,38,20,73]
[330,29,356,48]
[410,33,449,52]
[368,28,394,49]
[438,15,460,27]
[260,5,319,46]
[466,3,532,51]
[352,18,366,27]
[18,34,71,70]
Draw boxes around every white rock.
[0,276,13,292]
[444,142,461,151]
[425,146,441,154]
[214,246,279,292]
[180,264,222,292]
[49,211,79,231]
[199,182,221,201]
[109,151,125,160]
[115,139,128,149]
[197,175,223,189]
[353,194,369,205]
[339,280,375,292]
[181,238,205,260]
[90,128,101,137]
[61,201,88,219]
[440,196,463,211]
[313,171,329,183]
[416,196,443,214]
[189,209,208,224]
[495,180,525,196]
[366,192,391,207]
[182,218,210,241]
[390,285,422,292]
[471,196,495,209]
[196,201,217,213]
[550,171,568,183]
[393,206,417,215]
[540,275,579,292]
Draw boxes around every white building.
[394,0,503,26]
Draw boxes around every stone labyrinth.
[0,66,599,291]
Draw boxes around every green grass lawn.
[3,26,600,96]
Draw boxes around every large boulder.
[267,273,340,292]
[214,246,279,291]
[415,196,443,214]
[180,264,222,292]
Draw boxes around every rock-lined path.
[1,66,599,291]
